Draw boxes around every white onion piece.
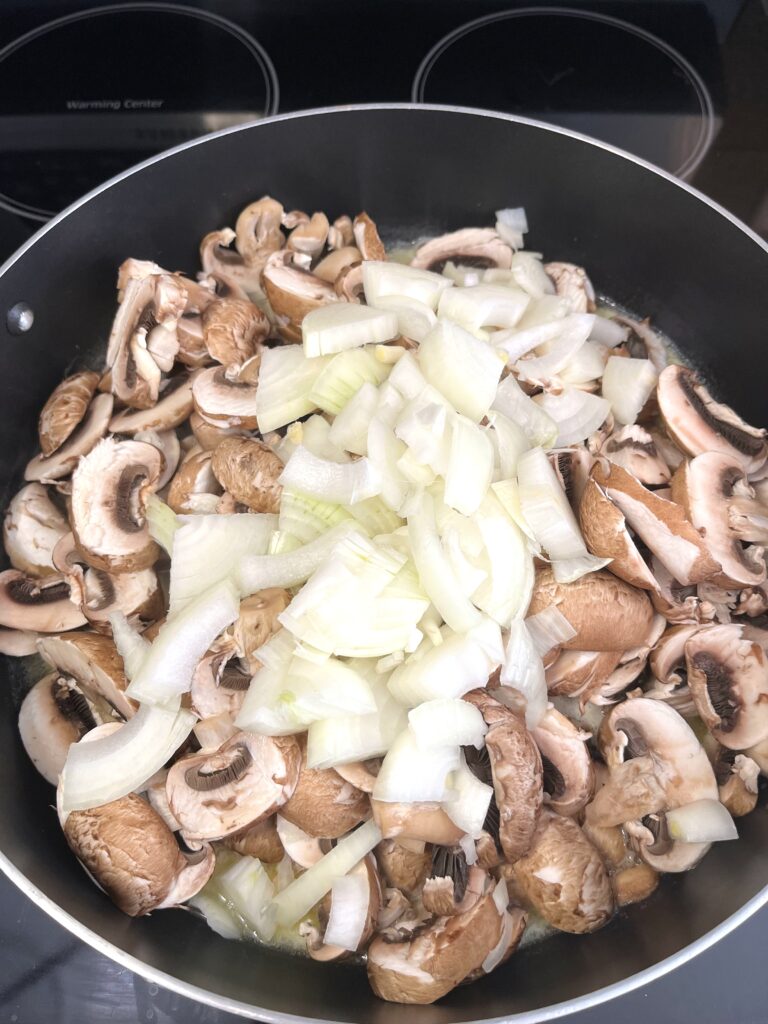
[500,620,548,728]
[493,877,510,915]
[516,447,590,561]
[60,698,195,812]
[444,416,495,516]
[496,207,528,248]
[442,525,487,597]
[443,752,493,838]
[308,349,389,416]
[601,357,658,425]
[306,687,406,769]
[418,322,503,422]
[387,351,432,403]
[219,856,277,941]
[373,728,459,803]
[284,656,377,719]
[533,389,611,447]
[438,284,530,333]
[347,496,403,537]
[408,698,487,750]
[363,261,452,310]
[666,800,738,843]
[395,397,451,475]
[188,891,242,941]
[146,495,178,556]
[482,910,515,974]
[406,489,483,633]
[514,314,595,385]
[302,303,398,357]
[272,820,382,926]
[108,611,150,681]
[471,493,534,627]
[255,346,332,433]
[279,446,380,505]
[589,314,629,347]
[328,381,379,456]
[278,490,350,545]
[492,376,557,449]
[298,415,350,463]
[487,412,530,481]
[238,521,362,593]
[525,605,576,657]
[491,479,541,550]
[125,580,240,705]
[516,294,569,330]
[557,341,608,386]
[324,872,370,951]
[509,251,555,298]
[459,834,478,865]
[169,513,276,615]
[373,294,437,342]
[367,416,409,513]
[388,618,503,707]
[493,319,565,362]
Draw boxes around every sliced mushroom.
[463,689,543,862]
[3,483,68,576]
[193,713,238,751]
[201,297,268,366]
[221,816,284,863]
[545,648,623,699]
[531,708,594,816]
[210,437,283,513]
[0,570,86,632]
[38,371,100,457]
[352,212,386,261]
[234,196,285,268]
[166,448,222,514]
[191,366,259,428]
[702,736,760,817]
[422,848,486,917]
[528,566,655,651]
[579,475,658,590]
[685,623,768,749]
[544,262,596,313]
[334,260,365,303]
[650,556,713,625]
[200,228,261,300]
[134,429,180,490]
[552,447,595,513]
[328,215,354,250]
[0,628,39,656]
[63,791,214,915]
[314,246,362,283]
[189,411,250,452]
[275,814,330,868]
[19,672,101,783]
[189,643,249,719]
[371,800,464,845]
[376,838,431,895]
[70,438,162,573]
[334,758,379,793]
[511,809,614,933]
[280,741,369,839]
[657,365,767,474]
[37,632,135,719]
[600,424,671,486]
[411,228,512,274]
[233,589,291,672]
[288,211,330,260]
[261,250,340,341]
[109,375,194,434]
[25,393,114,483]
[625,816,709,874]
[612,862,659,907]
[166,731,300,841]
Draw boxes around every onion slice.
[443,752,493,837]
[666,800,738,843]
[418,321,503,422]
[601,356,658,425]
[408,698,487,750]
[279,446,381,505]
[302,304,398,357]
[372,728,459,803]
[533,389,610,447]
[108,611,150,681]
[238,521,363,593]
[323,872,370,951]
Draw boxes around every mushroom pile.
[4,197,768,1005]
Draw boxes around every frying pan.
[0,105,767,1023]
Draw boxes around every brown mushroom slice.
[0,570,86,632]
[166,731,300,841]
[672,452,768,588]
[528,566,655,651]
[134,429,180,490]
[3,482,68,576]
[685,623,768,749]
[63,791,214,916]
[422,848,487,917]
[578,476,658,590]
[234,196,285,267]
[612,862,659,907]
[280,743,369,839]
[262,250,340,342]
[650,556,712,625]
[545,648,622,699]
[175,314,211,368]
[25,392,114,483]
[531,708,594,817]
[367,888,503,1004]
[334,759,379,794]
[551,447,595,513]
[70,438,162,573]
[334,261,365,303]
[328,215,354,250]
[625,817,710,873]
[166,448,222,514]
[601,424,671,486]
[314,246,362,283]
[189,411,249,451]
[210,437,283,513]
[376,838,431,895]
[657,365,767,473]
[199,228,260,299]
[463,688,543,862]
[19,672,101,784]
[201,297,268,366]
[594,613,667,705]
[352,212,386,261]
[411,228,513,274]
[221,817,284,863]
[38,632,135,719]
[233,589,291,672]
[189,645,249,719]
[275,814,330,868]
[109,375,194,434]
[38,371,100,457]
[544,262,596,313]
[191,365,259,428]
[591,461,720,587]
[287,211,330,260]
[371,800,464,845]
[511,810,613,934]
[702,736,760,817]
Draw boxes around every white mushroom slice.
[233,589,291,673]
[0,570,86,632]
[0,628,39,656]
[38,371,100,457]
[544,262,596,313]
[545,649,623,699]
[38,632,135,719]
[275,814,329,869]
[189,411,249,452]
[411,228,512,273]
[134,429,180,490]
[70,438,162,573]
[422,850,486,918]
[702,736,760,818]
[531,708,594,817]
[288,211,330,259]
[328,215,354,250]
[3,483,68,575]
[193,713,238,751]
[210,437,283,513]
[191,366,259,428]
[202,297,268,366]
[109,375,194,434]
[262,251,340,343]
[353,212,386,261]
[334,759,379,794]
[189,644,249,719]
[600,424,671,486]
[25,393,114,482]
[234,196,285,267]
[165,731,301,841]
[314,246,362,283]
[19,672,102,783]
[199,229,260,300]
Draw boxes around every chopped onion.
[515,314,595,386]
[408,698,487,749]
[279,490,350,544]
[395,397,451,475]
[306,684,406,769]
[373,294,437,343]
[347,496,403,536]
[492,376,557,449]
[459,834,478,865]
[125,579,241,704]
[525,605,576,657]
[254,345,332,433]
[471,493,534,626]
[442,525,487,597]
[108,611,150,681]
[444,416,495,516]
[308,348,389,416]
[302,303,398,357]
[419,322,504,422]
[500,620,547,728]
[298,415,350,463]
[443,751,493,837]
[509,251,555,298]
[552,552,612,585]
[589,314,629,347]
[146,494,178,556]
[493,318,566,363]
[283,655,377,719]
[328,381,379,456]
[533,389,611,447]
[516,447,590,561]
[496,206,528,248]
[373,727,459,803]
[366,417,409,513]
[324,872,370,951]
[188,891,242,941]
[279,446,380,505]
[238,521,363,593]
[219,856,277,941]
[443,261,484,287]
[487,411,530,481]
[491,478,541,549]
[666,800,737,843]
[557,341,609,386]
[362,261,452,310]
[60,698,195,812]
[601,356,658,425]
[272,819,382,926]
[437,284,530,333]
[387,351,432,403]
[169,513,276,615]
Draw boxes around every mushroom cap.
[166,448,222,514]
[261,251,339,341]
[685,623,768,749]
[189,645,249,720]
[25,393,114,483]
[288,211,330,259]
[657,365,767,474]
[134,429,180,491]
[650,623,702,689]
[334,759,379,793]
[210,437,283,513]
[234,589,291,671]
[108,375,194,434]
[463,688,543,862]
[528,567,655,652]
[166,731,300,841]
[202,297,268,366]
[624,818,711,873]
[280,740,370,839]
[545,648,622,699]
[531,708,594,817]
[578,475,658,591]
[191,365,259,428]
[189,411,250,452]
[612,862,659,907]
[78,565,162,629]
[371,799,465,845]
[314,246,362,284]
[367,889,503,1004]
[3,482,68,576]
[0,570,87,632]
[235,196,285,267]
[411,228,512,274]
[221,816,284,863]
[38,371,100,457]
[422,852,486,917]
[199,229,261,300]
[37,631,134,720]
[601,424,671,486]
[70,438,162,573]
[512,809,614,933]
[328,215,355,250]
[19,672,98,784]
[376,838,431,895]
[352,212,386,261]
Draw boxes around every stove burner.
[412,6,715,179]
[0,3,279,222]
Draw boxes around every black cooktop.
[1,1,768,1022]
